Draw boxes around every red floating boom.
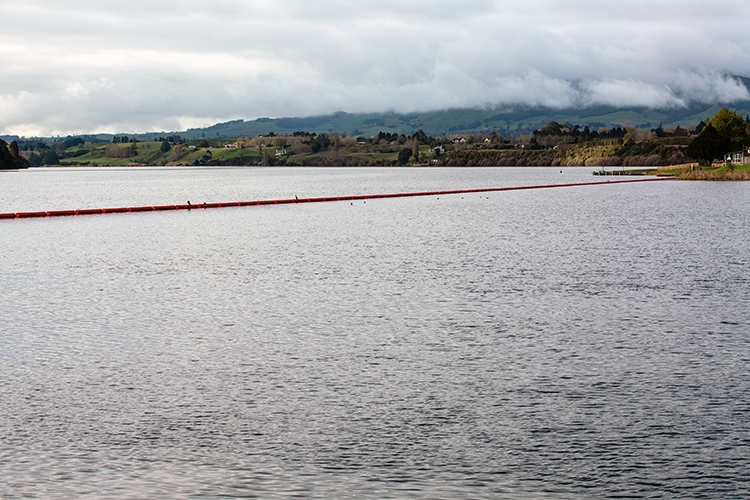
[0,178,673,220]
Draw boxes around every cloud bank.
[2,0,750,135]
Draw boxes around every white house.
[728,148,750,164]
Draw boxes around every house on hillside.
[728,148,750,164]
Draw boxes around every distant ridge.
[166,102,750,141]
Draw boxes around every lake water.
[1,167,748,499]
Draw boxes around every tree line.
[686,108,750,165]
[11,108,750,167]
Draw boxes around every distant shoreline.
[30,162,750,180]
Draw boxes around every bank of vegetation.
[674,166,750,180]
[13,109,750,180]
[1,139,31,169]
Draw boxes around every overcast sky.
[2,0,750,136]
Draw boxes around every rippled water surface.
[1,167,749,498]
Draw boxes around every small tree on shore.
[686,124,730,166]
[42,150,60,165]
[398,148,412,165]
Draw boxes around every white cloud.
[1,0,750,135]
[582,79,685,108]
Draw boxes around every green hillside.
[139,102,750,141]
[6,103,748,146]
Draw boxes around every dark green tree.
[42,150,60,166]
[709,107,750,152]
[308,134,330,154]
[398,147,412,165]
[63,136,84,149]
[686,123,730,166]
[28,151,42,166]
[160,140,171,152]
[413,129,429,144]
[0,139,15,169]
[0,139,31,169]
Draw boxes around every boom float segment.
[0,178,673,220]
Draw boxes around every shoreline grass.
[653,163,750,180]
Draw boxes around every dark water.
[1,167,749,498]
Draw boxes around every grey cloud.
[1,0,750,135]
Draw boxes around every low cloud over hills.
[2,1,750,136]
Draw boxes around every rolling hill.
[147,101,750,142]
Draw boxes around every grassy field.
[654,163,750,180]
[59,140,263,166]
[58,140,428,167]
